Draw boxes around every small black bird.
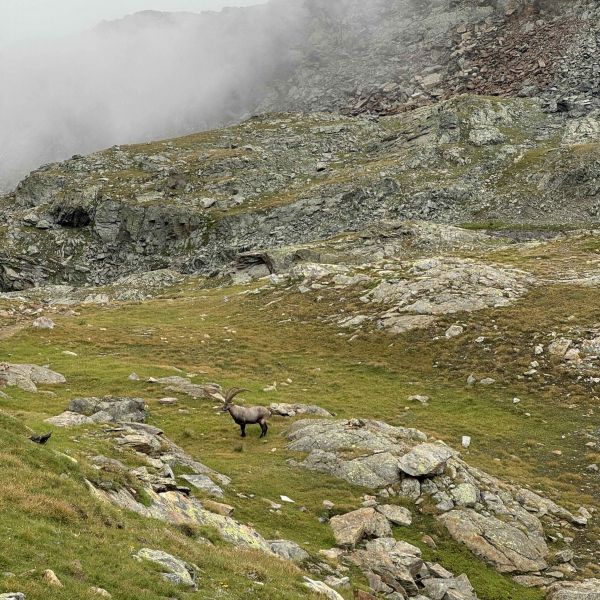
[30,432,52,445]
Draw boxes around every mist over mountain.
[0,2,307,191]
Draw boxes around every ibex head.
[214,387,248,411]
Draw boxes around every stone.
[269,402,332,417]
[180,474,224,497]
[555,549,575,563]
[375,504,412,526]
[439,509,548,573]
[421,574,476,600]
[445,325,464,338]
[269,539,310,562]
[329,507,392,547]
[32,317,55,329]
[513,575,555,587]
[68,396,146,423]
[203,500,234,517]
[0,595,26,600]
[135,548,197,588]
[89,588,112,598]
[92,486,271,552]
[42,570,63,587]
[303,577,344,600]
[45,411,94,427]
[408,395,430,405]
[548,339,572,358]
[0,363,66,392]
[547,580,600,599]
[398,443,455,477]
[450,483,478,507]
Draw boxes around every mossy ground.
[4,233,600,597]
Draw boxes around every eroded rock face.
[93,486,271,553]
[439,510,548,573]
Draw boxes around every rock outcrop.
[287,418,587,585]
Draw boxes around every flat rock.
[376,504,412,526]
[398,443,455,477]
[45,411,94,427]
[303,577,344,600]
[439,509,548,573]
[329,507,391,547]
[269,402,333,417]
[180,474,224,497]
[547,579,600,599]
[0,363,65,392]
[68,396,146,423]
[0,595,26,600]
[269,539,310,562]
[135,548,197,589]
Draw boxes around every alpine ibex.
[213,387,271,438]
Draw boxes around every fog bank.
[0,3,307,191]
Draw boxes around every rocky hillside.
[1,1,600,599]
[1,94,599,290]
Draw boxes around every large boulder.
[375,504,412,526]
[547,580,600,600]
[268,539,310,563]
[329,507,391,547]
[299,449,403,489]
[68,396,146,423]
[439,509,548,573]
[398,443,455,477]
[0,363,65,392]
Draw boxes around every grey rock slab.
[135,548,197,588]
[329,507,392,548]
[45,411,94,427]
[398,442,455,477]
[303,577,344,600]
[180,474,224,498]
[68,396,146,423]
[439,509,548,573]
[0,363,66,392]
[268,539,310,563]
[547,580,600,599]
[375,504,412,526]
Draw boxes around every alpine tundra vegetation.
[1,0,600,599]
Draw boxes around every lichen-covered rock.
[180,474,224,497]
[268,539,310,563]
[68,396,146,423]
[329,507,391,548]
[303,577,344,600]
[398,443,455,477]
[269,402,333,417]
[375,504,412,526]
[439,509,548,573]
[91,485,271,553]
[45,411,94,427]
[547,579,600,599]
[0,363,65,392]
[135,548,197,588]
